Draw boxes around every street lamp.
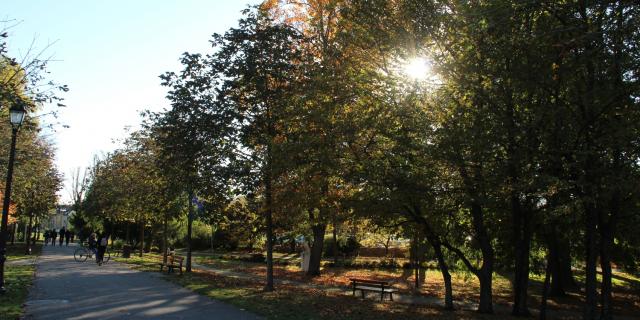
[0,101,26,294]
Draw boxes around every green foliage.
[74,1,640,315]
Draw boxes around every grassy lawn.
[0,242,41,320]
[115,253,505,319]
[116,252,640,319]
[6,242,40,262]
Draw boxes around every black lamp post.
[0,102,26,294]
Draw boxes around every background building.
[44,205,74,231]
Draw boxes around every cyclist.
[88,233,98,260]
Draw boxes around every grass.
[116,251,640,319]
[115,253,508,319]
[0,242,41,320]
[6,242,40,262]
[168,270,508,320]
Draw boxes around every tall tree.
[210,7,305,290]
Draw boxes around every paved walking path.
[24,244,262,320]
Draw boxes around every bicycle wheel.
[74,248,88,262]
[103,250,111,263]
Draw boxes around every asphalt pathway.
[24,244,262,320]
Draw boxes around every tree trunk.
[411,205,456,310]
[599,222,613,320]
[35,220,40,242]
[264,200,274,291]
[512,197,532,316]
[210,225,214,253]
[125,221,131,245]
[289,237,296,253]
[539,253,552,320]
[10,223,15,245]
[546,228,575,296]
[583,204,598,320]
[139,219,144,257]
[414,236,419,290]
[264,159,274,291]
[332,222,338,264]
[432,239,454,310]
[472,203,494,314]
[599,199,616,320]
[557,239,576,288]
[478,268,494,314]
[307,223,326,276]
[384,236,391,257]
[186,191,194,272]
[25,213,33,255]
[162,214,168,264]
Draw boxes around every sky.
[3,0,260,203]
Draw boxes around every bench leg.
[390,292,393,301]
[361,290,365,299]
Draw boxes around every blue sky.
[3,0,259,202]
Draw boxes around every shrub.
[111,239,125,250]
[341,236,361,255]
[211,229,239,250]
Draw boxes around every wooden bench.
[349,278,396,301]
[158,255,184,274]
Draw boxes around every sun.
[403,57,432,80]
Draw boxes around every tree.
[152,48,235,271]
[83,130,177,257]
[208,7,305,290]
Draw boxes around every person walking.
[51,229,57,247]
[97,234,109,266]
[59,227,66,246]
[44,230,49,246]
[65,229,71,246]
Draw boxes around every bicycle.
[74,245,111,263]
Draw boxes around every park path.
[24,244,262,320]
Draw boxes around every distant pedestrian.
[65,229,71,246]
[97,234,109,265]
[44,230,49,246]
[51,229,57,246]
[59,227,65,246]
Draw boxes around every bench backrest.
[350,278,389,287]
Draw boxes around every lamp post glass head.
[9,104,26,127]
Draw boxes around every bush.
[111,239,125,250]
[341,236,360,255]
[211,229,239,250]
